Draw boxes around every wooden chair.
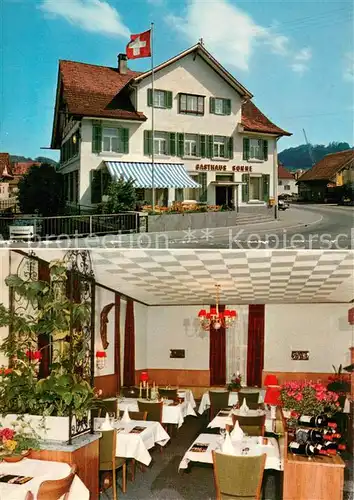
[212,450,266,500]
[99,430,127,500]
[238,390,260,407]
[137,401,163,423]
[121,386,140,398]
[102,400,117,418]
[90,407,102,419]
[209,391,230,420]
[119,410,148,421]
[36,465,77,500]
[231,414,266,436]
[158,388,178,399]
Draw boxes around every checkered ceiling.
[90,250,354,306]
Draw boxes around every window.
[92,124,129,154]
[60,133,79,164]
[91,168,111,204]
[243,138,268,161]
[154,133,168,155]
[185,172,207,202]
[284,184,291,191]
[184,134,198,157]
[179,94,204,115]
[213,136,227,158]
[147,89,173,109]
[64,170,79,203]
[241,174,270,202]
[278,180,283,186]
[210,97,231,115]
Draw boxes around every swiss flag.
[126,30,151,59]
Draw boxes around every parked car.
[278,199,289,210]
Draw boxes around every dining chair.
[137,401,163,423]
[102,400,118,418]
[99,430,127,500]
[121,386,140,398]
[212,450,266,500]
[238,391,260,407]
[231,414,266,436]
[119,410,148,421]
[36,464,77,500]
[90,407,102,419]
[158,388,178,399]
[209,391,230,420]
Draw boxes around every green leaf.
[5,275,24,288]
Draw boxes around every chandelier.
[198,285,237,331]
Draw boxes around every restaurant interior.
[0,248,353,500]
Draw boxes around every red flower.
[25,350,42,361]
[0,428,14,440]
[4,368,12,375]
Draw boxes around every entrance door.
[215,186,233,207]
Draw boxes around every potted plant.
[0,419,39,462]
[227,372,242,391]
[327,365,350,408]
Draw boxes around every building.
[297,149,354,202]
[278,162,297,196]
[0,153,14,201]
[51,42,291,209]
[9,161,41,195]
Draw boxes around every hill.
[10,155,58,167]
[278,142,352,171]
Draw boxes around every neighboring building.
[9,161,41,195]
[51,42,291,208]
[0,153,14,200]
[278,162,297,196]
[297,149,354,202]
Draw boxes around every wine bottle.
[297,415,337,428]
[295,427,342,443]
[288,441,326,456]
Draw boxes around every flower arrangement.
[327,365,351,394]
[0,419,39,460]
[280,380,340,420]
[227,372,242,391]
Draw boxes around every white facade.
[278,176,298,196]
[58,53,280,208]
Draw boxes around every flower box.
[0,413,91,443]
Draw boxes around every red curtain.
[123,299,135,387]
[38,259,51,379]
[114,294,121,393]
[247,304,265,387]
[209,305,226,386]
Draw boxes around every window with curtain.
[226,305,249,384]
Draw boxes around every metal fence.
[0,212,144,240]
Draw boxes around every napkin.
[231,420,244,441]
[101,412,114,431]
[240,398,249,414]
[221,431,236,455]
[121,408,131,423]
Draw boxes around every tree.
[103,177,136,213]
[17,163,66,216]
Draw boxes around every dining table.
[95,418,170,466]
[0,458,89,499]
[179,434,282,471]
[104,396,197,428]
[208,408,274,433]
[198,388,265,414]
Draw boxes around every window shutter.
[177,133,184,157]
[228,136,234,159]
[166,91,173,109]
[197,96,204,114]
[120,128,129,154]
[169,132,176,156]
[209,98,215,114]
[207,135,214,158]
[263,174,270,202]
[147,89,153,107]
[224,99,231,115]
[243,137,250,160]
[242,173,249,202]
[196,135,201,157]
[92,124,102,153]
[144,130,152,155]
[200,135,206,158]
[263,140,268,161]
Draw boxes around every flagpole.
[151,22,155,212]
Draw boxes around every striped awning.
[105,161,200,188]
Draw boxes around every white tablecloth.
[0,458,89,500]
[198,389,265,414]
[208,409,273,433]
[95,419,170,466]
[114,398,196,427]
[179,434,281,471]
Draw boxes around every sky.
[0,0,353,161]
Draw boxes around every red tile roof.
[241,100,291,137]
[298,149,354,182]
[0,153,13,179]
[59,60,147,121]
[13,161,40,176]
[278,163,294,179]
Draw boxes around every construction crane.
[303,129,315,166]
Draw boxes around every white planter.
[0,413,90,442]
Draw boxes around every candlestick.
[139,382,142,398]
[143,381,146,389]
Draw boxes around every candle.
[147,382,149,393]
[139,383,142,398]
[143,381,146,388]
